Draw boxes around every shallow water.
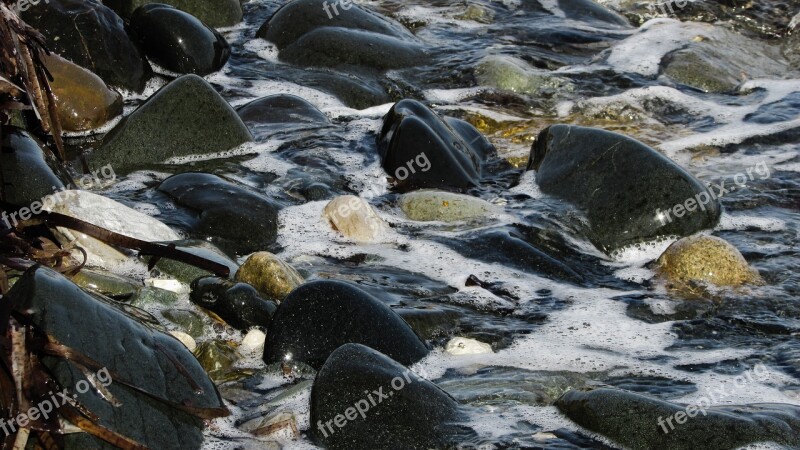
[88,0,800,448]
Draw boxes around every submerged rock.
[322,195,388,242]
[236,94,331,136]
[400,190,494,222]
[20,0,152,92]
[555,387,800,450]
[656,235,763,289]
[44,190,181,268]
[190,276,278,330]
[310,343,466,450]
[145,240,239,283]
[42,53,123,132]
[235,251,304,300]
[157,173,280,256]
[129,4,231,76]
[91,75,253,173]
[257,0,427,69]
[105,0,243,27]
[263,280,429,369]
[0,127,68,207]
[528,125,720,253]
[377,99,495,191]
[194,339,240,383]
[7,266,227,450]
[475,55,573,95]
[162,308,207,337]
[71,269,142,299]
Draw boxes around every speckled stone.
[235,252,304,301]
[657,235,762,287]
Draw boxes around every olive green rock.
[235,252,303,301]
[71,269,142,298]
[194,339,240,383]
[661,27,790,93]
[162,309,207,338]
[400,190,495,222]
[105,0,243,27]
[657,234,762,288]
[143,240,239,283]
[90,74,252,173]
[475,55,573,95]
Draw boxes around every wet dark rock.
[190,276,277,330]
[20,0,152,92]
[257,0,428,70]
[528,125,720,253]
[7,266,227,450]
[157,173,279,256]
[0,127,68,206]
[557,0,630,28]
[263,280,429,370]
[556,387,800,450]
[105,0,243,27]
[236,94,330,137]
[377,99,495,191]
[310,343,467,449]
[744,91,800,124]
[309,71,392,109]
[438,225,586,284]
[129,4,231,76]
[91,75,253,173]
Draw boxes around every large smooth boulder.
[263,280,429,369]
[310,344,467,450]
[377,99,495,192]
[528,125,720,253]
[20,0,151,92]
[90,75,253,173]
[7,266,227,450]
[42,53,123,132]
[104,0,243,27]
[257,0,427,69]
[157,173,279,256]
[129,4,231,76]
[556,387,800,450]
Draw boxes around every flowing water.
[93,0,800,448]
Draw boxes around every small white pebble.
[169,331,196,351]
[146,278,187,293]
[445,337,493,355]
[241,328,266,354]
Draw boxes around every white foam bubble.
[717,213,786,232]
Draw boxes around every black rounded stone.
[157,172,280,256]
[129,4,230,76]
[528,125,721,253]
[256,0,427,70]
[377,99,495,192]
[263,280,429,370]
[20,0,152,92]
[310,343,467,450]
[190,276,277,330]
[0,127,69,207]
